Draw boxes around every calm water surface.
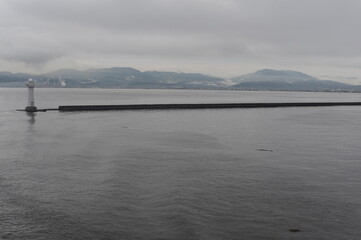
[1,88,361,239]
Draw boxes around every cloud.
[1,0,361,81]
[0,29,66,66]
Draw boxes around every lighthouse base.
[25,106,38,112]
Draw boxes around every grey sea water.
[1,88,361,240]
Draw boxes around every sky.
[1,0,361,84]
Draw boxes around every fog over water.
[1,88,361,239]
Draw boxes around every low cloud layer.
[1,0,361,83]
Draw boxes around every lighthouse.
[25,79,37,112]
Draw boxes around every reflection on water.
[27,112,36,126]
[1,89,361,239]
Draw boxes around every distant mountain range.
[1,67,361,92]
[230,69,361,91]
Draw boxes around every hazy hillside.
[1,67,360,91]
[0,72,49,87]
[45,68,226,89]
[145,71,226,88]
[231,69,318,83]
[230,69,361,91]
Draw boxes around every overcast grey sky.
[1,0,361,83]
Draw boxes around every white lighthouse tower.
[25,79,37,112]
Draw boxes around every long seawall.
[57,102,361,111]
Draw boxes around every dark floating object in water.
[289,229,301,232]
[257,148,274,152]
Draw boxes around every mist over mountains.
[1,68,361,92]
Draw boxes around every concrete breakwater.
[57,102,361,111]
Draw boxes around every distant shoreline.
[2,86,361,93]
